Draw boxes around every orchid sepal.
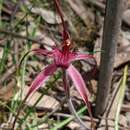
[67,64,93,119]
[26,63,57,97]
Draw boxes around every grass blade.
[50,106,87,130]
[115,65,128,130]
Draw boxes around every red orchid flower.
[13,0,96,129]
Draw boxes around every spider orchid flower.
[26,41,96,110]
[26,0,96,120]
[13,0,96,129]
[25,0,96,101]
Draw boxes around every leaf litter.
[0,0,130,130]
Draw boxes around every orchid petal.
[67,64,92,117]
[32,48,53,57]
[27,63,57,97]
[71,53,97,76]
[72,53,95,62]
[64,52,96,68]
[67,64,90,101]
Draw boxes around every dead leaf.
[31,8,62,24]
[22,87,60,110]
[0,80,17,101]
[20,23,55,50]
[23,0,62,24]
[126,112,130,127]
[115,32,130,68]
[67,0,95,27]
[68,120,91,130]
[68,121,81,130]
[123,9,130,27]
[94,30,130,68]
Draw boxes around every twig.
[54,112,98,122]
[95,0,125,116]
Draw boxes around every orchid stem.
[68,98,90,130]
[62,69,70,97]
[62,70,91,130]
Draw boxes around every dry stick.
[95,0,124,116]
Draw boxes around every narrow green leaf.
[115,65,128,130]
[51,106,87,130]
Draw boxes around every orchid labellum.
[13,0,96,129]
